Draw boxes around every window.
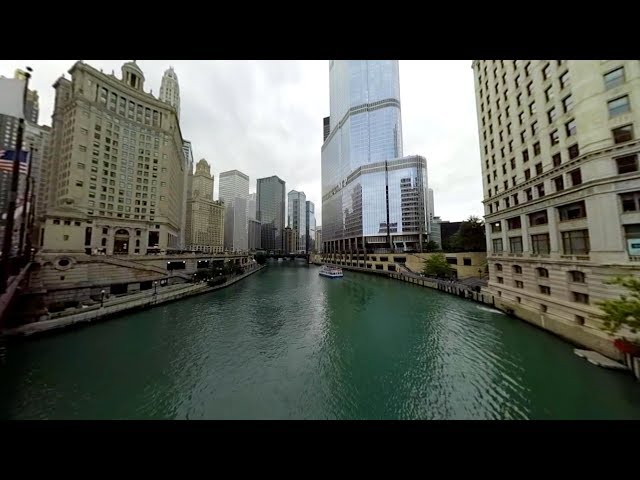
[549,130,559,146]
[562,229,590,255]
[446,257,457,265]
[568,144,579,159]
[535,163,543,175]
[569,271,586,283]
[510,158,516,169]
[558,200,586,221]
[572,292,590,304]
[513,265,523,274]
[568,168,582,186]
[502,164,507,175]
[553,175,564,191]
[515,280,524,289]
[539,285,551,295]
[531,234,550,254]
[517,93,522,107]
[529,102,536,115]
[542,63,551,80]
[552,153,561,167]
[525,63,532,77]
[492,238,503,253]
[562,95,573,113]
[616,154,638,174]
[621,191,640,212]
[512,193,519,206]
[523,149,529,162]
[509,236,523,253]
[515,75,521,87]
[529,210,548,226]
[53,219,60,225]
[560,71,570,89]
[463,258,472,266]
[536,183,545,197]
[604,67,625,89]
[545,86,554,102]
[536,267,549,278]
[77,163,85,169]
[612,125,633,144]
[565,119,576,136]
[495,263,503,271]
[76,180,83,187]
[531,121,538,135]
[507,216,522,230]
[608,96,630,117]
[541,304,548,312]
[497,277,504,284]
[518,112,524,125]
[526,82,533,96]
[525,169,531,180]
[491,221,502,233]
[63,235,69,241]
[505,197,510,208]
[525,188,533,201]
[547,108,557,124]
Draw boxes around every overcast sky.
[0,60,483,223]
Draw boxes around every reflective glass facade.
[257,175,285,252]
[321,60,429,253]
[306,200,316,252]
[287,190,306,251]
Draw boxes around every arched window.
[495,263,503,271]
[536,267,549,278]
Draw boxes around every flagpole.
[18,145,33,259]
[0,66,31,293]
[24,176,36,262]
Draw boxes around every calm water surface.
[1,261,639,419]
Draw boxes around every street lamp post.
[100,289,106,307]
[154,281,158,295]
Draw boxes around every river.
[1,260,639,419]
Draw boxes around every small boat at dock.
[319,265,344,278]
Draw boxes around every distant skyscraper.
[257,175,285,252]
[247,192,257,220]
[180,139,194,248]
[428,188,434,227]
[159,66,180,120]
[306,200,316,253]
[321,60,429,254]
[315,227,322,253]
[185,159,224,253]
[219,169,249,252]
[287,190,306,252]
[248,219,261,251]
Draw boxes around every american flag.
[0,149,29,175]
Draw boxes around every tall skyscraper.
[473,59,640,341]
[248,218,261,251]
[247,192,257,220]
[315,227,322,253]
[185,159,224,253]
[180,139,194,249]
[257,175,285,252]
[159,66,180,120]
[41,61,186,254]
[219,169,249,252]
[306,200,316,253]
[321,60,429,255]
[428,188,435,225]
[287,190,306,252]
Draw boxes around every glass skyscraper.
[321,60,429,254]
[257,175,285,252]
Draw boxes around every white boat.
[319,265,344,278]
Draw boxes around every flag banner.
[0,150,29,174]
[0,78,25,119]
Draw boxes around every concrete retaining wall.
[4,265,266,338]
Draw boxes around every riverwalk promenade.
[2,264,266,338]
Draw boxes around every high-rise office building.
[428,188,434,225]
[315,227,322,253]
[321,60,430,255]
[181,139,194,248]
[306,200,316,253]
[247,192,257,220]
[219,169,249,252]
[473,59,640,343]
[41,61,186,254]
[287,190,306,252]
[257,175,285,252]
[185,159,224,253]
[248,218,261,251]
[159,66,180,120]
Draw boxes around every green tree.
[424,240,440,252]
[598,276,640,334]
[450,215,486,252]
[423,253,454,278]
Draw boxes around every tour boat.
[319,265,344,278]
